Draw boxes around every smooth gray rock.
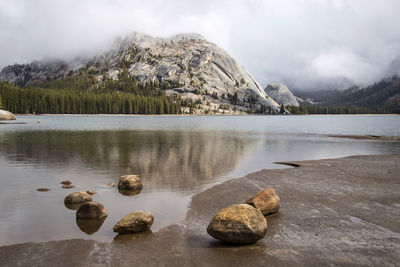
[0,109,16,120]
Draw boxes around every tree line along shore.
[0,77,398,115]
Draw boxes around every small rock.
[0,109,16,120]
[207,204,267,244]
[113,211,154,234]
[64,191,93,204]
[60,180,72,185]
[107,182,116,187]
[76,201,108,219]
[87,190,98,195]
[118,175,143,191]
[37,188,50,192]
[62,184,75,189]
[245,188,280,215]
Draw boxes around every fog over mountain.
[1,0,400,90]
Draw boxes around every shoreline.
[13,113,400,116]
[1,154,399,266]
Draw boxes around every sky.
[1,0,400,90]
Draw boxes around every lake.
[0,115,399,246]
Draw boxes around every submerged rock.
[60,180,72,185]
[64,192,92,204]
[118,175,143,191]
[86,190,98,195]
[76,201,108,219]
[107,182,116,187]
[207,204,267,244]
[113,211,154,234]
[62,184,75,189]
[245,188,280,215]
[0,109,16,120]
[36,188,50,192]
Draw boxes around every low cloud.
[1,0,399,90]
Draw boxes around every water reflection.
[76,217,107,235]
[113,230,153,242]
[0,131,255,189]
[65,203,82,211]
[118,188,142,196]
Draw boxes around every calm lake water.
[0,115,399,246]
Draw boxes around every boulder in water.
[76,201,108,219]
[118,175,143,191]
[113,211,154,234]
[64,191,92,204]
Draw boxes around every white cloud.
[0,0,399,90]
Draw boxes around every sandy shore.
[1,154,399,266]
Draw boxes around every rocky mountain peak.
[0,32,280,114]
[264,83,299,107]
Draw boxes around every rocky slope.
[264,83,300,107]
[0,32,280,114]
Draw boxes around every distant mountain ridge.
[0,32,280,114]
[293,75,400,113]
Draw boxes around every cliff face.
[264,83,300,107]
[0,32,280,113]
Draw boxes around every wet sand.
[329,134,400,140]
[1,154,399,266]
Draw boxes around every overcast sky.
[1,0,400,90]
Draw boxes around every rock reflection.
[64,203,82,210]
[113,230,153,242]
[0,131,256,189]
[118,188,142,196]
[76,217,106,235]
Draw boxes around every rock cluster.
[207,187,280,244]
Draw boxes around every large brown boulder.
[245,188,280,215]
[76,201,108,219]
[207,204,267,244]
[118,175,143,191]
[0,109,16,120]
[113,211,154,234]
[64,192,92,204]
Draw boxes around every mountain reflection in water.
[0,130,256,189]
